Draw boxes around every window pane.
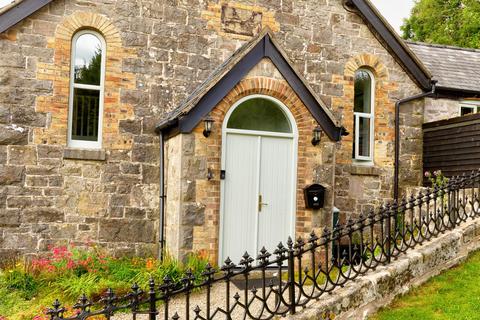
[74,33,102,85]
[461,106,475,116]
[358,117,371,157]
[354,70,372,113]
[227,98,292,133]
[72,88,100,141]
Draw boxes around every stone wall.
[289,218,480,320]
[424,97,461,123]
[0,0,427,260]
[0,1,168,259]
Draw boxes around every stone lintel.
[347,164,381,176]
[63,148,106,161]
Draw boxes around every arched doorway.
[219,94,298,264]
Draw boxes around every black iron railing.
[44,170,480,320]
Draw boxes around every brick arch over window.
[344,54,389,81]
[190,76,331,260]
[34,12,136,149]
[335,53,397,167]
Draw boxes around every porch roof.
[0,0,53,34]
[156,28,344,141]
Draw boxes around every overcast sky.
[0,0,414,35]
[0,0,12,8]
[370,0,415,34]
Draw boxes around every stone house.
[0,0,478,264]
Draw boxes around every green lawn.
[370,250,480,320]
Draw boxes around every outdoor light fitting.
[311,126,323,146]
[203,116,214,138]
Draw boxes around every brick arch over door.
[34,12,136,149]
[190,76,334,261]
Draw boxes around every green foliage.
[1,266,38,300]
[370,250,480,319]
[402,0,480,48]
[75,49,102,85]
[0,246,209,320]
[424,170,449,189]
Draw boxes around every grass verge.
[369,250,480,320]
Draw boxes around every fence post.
[287,237,296,315]
[149,278,157,320]
[385,203,391,263]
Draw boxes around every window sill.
[347,163,380,176]
[64,148,106,161]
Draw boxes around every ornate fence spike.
[102,288,117,312]
[321,226,330,238]
[47,299,65,319]
[129,282,142,313]
[287,236,294,249]
[148,277,156,292]
[368,208,375,221]
[257,246,271,265]
[303,266,309,275]
[274,242,287,260]
[182,269,196,287]
[251,286,257,294]
[221,256,236,274]
[358,213,365,225]
[268,279,275,288]
[73,293,92,312]
[401,196,408,208]
[240,251,254,268]
[294,236,305,250]
[194,305,202,315]
[346,217,355,232]
[160,275,174,293]
[417,191,424,204]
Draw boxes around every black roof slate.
[408,41,480,93]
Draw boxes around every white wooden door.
[257,136,294,254]
[220,133,295,264]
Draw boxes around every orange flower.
[145,258,156,270]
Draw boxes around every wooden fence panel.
[423,113,480,184]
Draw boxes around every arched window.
[227,97,292,133]
[68,30,106,149]
[353,69,374,161]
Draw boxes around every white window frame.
[353,69,375,162]
[68,30,106,149]
[459,100,480,116]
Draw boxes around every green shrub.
[2,267,38,300]
[0,245,210,320]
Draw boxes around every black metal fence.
[45,170,480,320]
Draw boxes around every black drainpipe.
[159,131,166,261]
[394,81,437,201]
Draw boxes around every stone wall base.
[289,219,480,320]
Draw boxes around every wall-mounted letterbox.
[303,184,326,209]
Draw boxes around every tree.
[402,0,480,49]
[75,48,102,85]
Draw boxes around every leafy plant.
[0,245,209,319]
[2,264,38,300]
[424,170,449,189]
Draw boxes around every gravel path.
[113,277,293,320]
